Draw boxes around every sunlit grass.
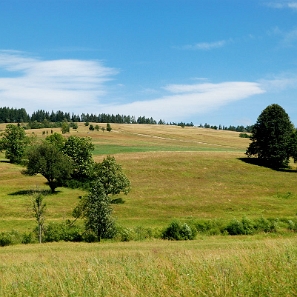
[1,237,297,296]
[1,124,297,230]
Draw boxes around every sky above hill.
[0,0,297,126]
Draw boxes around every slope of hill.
[1,123,297,232]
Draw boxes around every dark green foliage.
[0,107,29,123]
[82,183,116,241]
[61,121,70,134]
[23,142,73,193]
[253,217,278,233]
[225,217,278,235]
[89,124,94,131]
[0,124,29,163]
[162,220,196,240]
[110,197,125,204]
[63,136,94,180]
[92,156,130,196]
[289,129,297,163]
[45,132,66,151]
[21,232,37,244]
[246,104,294,169]
[43,222,83,242]
[226,218,255,235]
[0,230,23,246]
[70,122,78,129]
[195,219,225,235]
[106,123,112,132]
[239,132,250,138]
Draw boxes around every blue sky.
[0,0,297,126]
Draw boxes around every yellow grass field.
[1,123,297,296]
[1,123,297,231]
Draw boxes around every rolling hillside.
[1,123,297,231]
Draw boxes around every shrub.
[253,217,278,233]
[43,222,83,242]
[22,232,37,244]
[225,217,254,235]
[0,230,22,246]
[195,219,225,235]
[162,221,196,240]
[239,132,250,138]
[114,227,135,242]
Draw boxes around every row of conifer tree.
[0,106,251,132]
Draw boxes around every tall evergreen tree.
[246,104,294,169]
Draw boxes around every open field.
[1,123,297,231]
[1,123,297,295]
[1,237,297,296]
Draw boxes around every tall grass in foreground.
[1,238,297,296]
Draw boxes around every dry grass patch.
[1,237,297,296]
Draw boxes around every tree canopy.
[92,155,131,196]
[246,104,294,169]
[63,136,94,180]
[0,124,29,163]
[23,142,73,193]
[82,182,115,241]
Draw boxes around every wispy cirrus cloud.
[259,73,297,91]
[0,50,118,113]
[102,82,265,121]
[282,28,297,46]
[267,26,297,47]
[175,40,227,51]
[264,1,297,10]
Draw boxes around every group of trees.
[0,107,161,125]
[0,125,130,242]
[199,123,253,132]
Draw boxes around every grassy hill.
[1,123,297,296]
[1,123,297,232]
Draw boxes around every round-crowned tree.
[246,104,294,169]
[0,124,29,163]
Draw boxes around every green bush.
[225,217,255,235]
[0,230,22,246]
[115,227,135,242]
[253,217,278,233]
[22,232,37,244]
[195,219,225,235]
[162,221,196,240]
[239,132,250,138]
[43,222,83,242]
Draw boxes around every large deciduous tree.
[63,136,94,180]
[246,104,294,169]
[24,142,73,193]
[82,182,115,241]
[0,124,29,163]
[92,155,131,196]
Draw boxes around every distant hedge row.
[2,217,297,246]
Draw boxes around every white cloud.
[282,28,297,46]
[0,51,118,113]
[176,40,227,51]
[265,1,297,9]
[259,74,297,91]
[0,51,278,123]
[102,82,265,121]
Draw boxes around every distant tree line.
[199,123,253,133]
[0,107,159,125]
[0,107,252,131]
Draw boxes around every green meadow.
[1,123,297,296]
